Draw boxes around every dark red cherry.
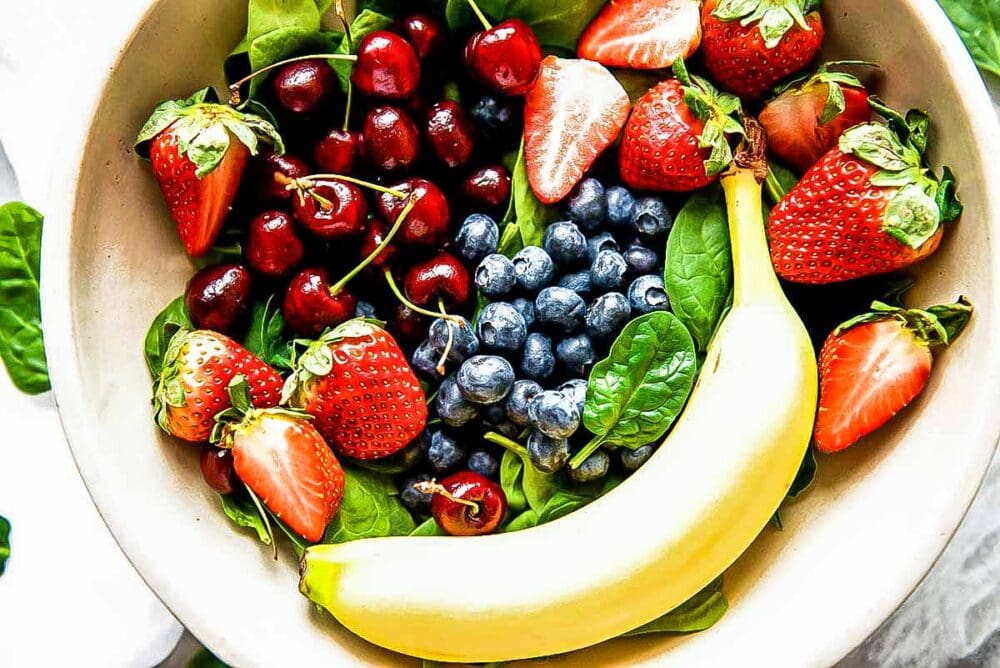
[246,210,305,280]
[465,19,542,96]
[362,106,420,172]
[283,267,357,336]
[271,59,338,114]
[425,472,507,536]
[425,101,476,168]
[389,303,429,346]
[312,128,361,174]
[185,264,252,334]
[404,252,471,308]
[377,178,450,247]
[352,31,421,99]
[359,219,399,270]
[253,151,310,201]
[394,14,445,60]
[463,165,512,208]
[200,445,236,495]
[291,179,369,239]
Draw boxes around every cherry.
[359,219,399,270]
[271,59,337,114]
[377,178,450,247]
[312,128,361,174]
[464,14,542,97]
[404,252,472,308]
[394,14,445,60]
[352,30,421,99]
[200,445,237,495]
[426,101,476,168]
[185,264,252,334]
[290,178,369,239]
[419,472,507,536]
[252,151,310,202]
[389,303,430,346]
[283,267,358,336]
[463,165,511,208]
[246,210,305,280]
[362,106,420,172]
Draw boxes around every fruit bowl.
[40,0,1000,665]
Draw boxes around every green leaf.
[498,138,559,257]
[838,123,918,173]
[612,69,663,104]
[536,490,591,524]
[926,296,974,344]
[220,492,273,545]
[446,0,606,51]
[786,447,817,499]
[503,509,539,532]
[622,577,728,636]
[0,203,49,394]
[187,648,231,668]
[241,297,293,370]
[764,162,799,205]
[499,450,528,513]
[937,0,1000,77]
[0,515,10,576]
[935,165,964,223]
[664,187,733,352]
[882,183,942,249]
[331,10,395,91]
[144,297,193,377]
[322,466,416,543]
[410,517,445,536]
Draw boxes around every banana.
[299,127,818,663]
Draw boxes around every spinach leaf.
[613,69,662,104]
[497,138,558,257]
[622,577,728,636]
[503,509,539,532]
[0,202,49,394]
[410,517,445,536]
[499,450,528,513]
[331,10,395,91]
[938,0,1000,77]
[187,648,231,668]
[144,296,192,377]
[665,186,733,352]
[577,312,697,466]
[322,465,415,543]
[765,162,799,206]
[0,515,10,576]
[536,490,591,524]
[242,297,292,370]
[786,448,817,499]
[219,492,272,546]
[270,512,310,556]
[446,0,606,51]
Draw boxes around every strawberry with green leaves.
[619,60,744,192]
[815,298,972,453]
[136,88,283,257]
[281,319,427,461]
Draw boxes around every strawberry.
[577,0,702,71]
[524,56,630,204]
[768,114,963,284]
[153,329,283,442]
[136,88,284,256]
[760,62,873,173]
[701,0,824,100]
[814,298,972,453]
[281,319,427,460]
[216,378,344,542]
[619,61,744,192]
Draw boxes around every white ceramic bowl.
[41,1,1000,666]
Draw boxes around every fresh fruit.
[401,474,435,512]
[621,445,654,472]
[578,0,702,70]
[403,252,472,308]
[185,264,252,334]
[623,246,658,276]
[282,319,428,460]
[463,166,511,208]
[535,287,586,333]
[566,178,608,232]
[475,254,517,298]
[253,151,310,202]
[464,8,542,96]
[418,472,507,536]
[475,302,528,352]
[288,177,368,240]
[760,62,873,172]
[569,450,611,483]
[377,179,450,247]
[352,30,421,99]
[455,214,500,264]
[467,451,500,478]
[556,335,596,374]
[632,197,673,236]
[512,246,555,293]
[525,57,630,204]
[591,250,628,291]
[283,268,358,336]
[429,317,479,364]
[520,332,556,381]
[526,430,571,473]
[435,376,479,427]
[586,292,632,340]
[619,63,743,192]
[505,380,542,426]
[313,128,361,174]
[814,298,972,453]
[271,59,337,114]
[426,101,476,168]
[456,355,515,404]
[543,221,587,266]
[510,297,537,329]
[135,88,282,257]
[528,390,581,439]
[427,431,465,472]
[628,275,671,314]
[152,329,283,442]
[586,232,619,263]
[471,95,516,139]
[389,303,430,346]
[362,106,421,172]
[358,219,399,270]
[246,210,305,280]
[394,14,444,60]
[701,0,825,100]
[606,185,637,228]
[768,121,961,284]
[199,445,236,494]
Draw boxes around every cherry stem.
[336,0,354,132]
[228,53,358,106]
[293,173,408,199]
[465,0,493,30]
[484,431,528,458]
[413,480,480,515]
[383,269,466,323]
[435,298,456,375]
[329,196,417,295]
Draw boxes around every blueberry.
[527,430,571,473]
[429,316,479,363]
[557,270,592,296]
[535,287,586,333]
[412,339,444,378]
[475,254,517,298]
[401,474,434,513]
[386,430,430,472]
[455,214,499,264]
[566,178,607,231]
[428,431,465,472]
[476,302,528,351]
[468,450,500,478]
[471,95,515,140]
[354,300,377,318]
[591,250,629,291]
[586,292,631,339]
[632,197,673,237]
[435,376,478,427]
[543,221,587,267]
[623,245,660,277]
[510,296,536,330]
[456,355,515,404]
[521,332,556,381]
[607,185,637,229]
[528,390,581,439]
[628,275,671,314]
[586,231,619,264]
[556,334,595,374]
[506,379,543,426]
[558,378,588,413]
[568,450,610,483]
[512,246,555,293]
[621,445,655,472]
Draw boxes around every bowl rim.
[38,0,1000,665]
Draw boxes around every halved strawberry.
[578,0,702,71]
[815,298,972,453]
[524,56,630,204]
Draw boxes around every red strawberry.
[815,298,972,453]
[578,0,702,70]
[524,56,630,204]
[153,329,283,442]
[136,88,284,256]
[619,62,744,192]
[282,319,427,460]
[701,0,824,100]
[768,120,962,284]
[760,62,873,173]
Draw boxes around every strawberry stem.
[465,0,493,30]
[228,53,358,106]
[413,480,480,515]
[329,195,417,295]
[434,298,456,375]
[383,269,466,323]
